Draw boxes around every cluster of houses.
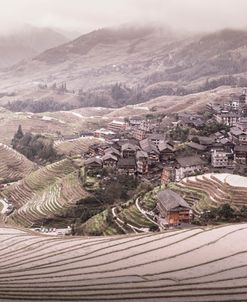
[207,92,247,171]
[84,119,208,182]
[55,92,247,229]
[82,91,247,183]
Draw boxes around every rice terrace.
[1,0,247,301]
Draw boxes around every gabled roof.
[121,143,138,152]
[176,155,206,167]
[214,132,223,138]
[189,136,215,145]
[136,150,148,159]
[117,158,136,168]
[157,189,190,211]
[158,140,175,152]
[186,142,207,151]
[85,157,102,166]
[219,138,231,145]
[102,153,118,162]
[140,138,160,154]
[104,147,121,157]
[230,127,243,136]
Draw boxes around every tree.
[217,204,234,220]
[14,125,24,140]
[240,206,247,219]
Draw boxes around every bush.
[12,126,59,164]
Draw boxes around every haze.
[0,0,247,35]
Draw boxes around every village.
[38,89,245,230]
[2,90,247,233]
[81,90,246,179]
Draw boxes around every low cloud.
[0,0,246,35]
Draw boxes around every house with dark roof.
[85,157,103,170]
[234,144,247,165]
[175,155,206,181]
[229,127,244,144]
[178,113,205,129]
[186,141,207,153]
[136,150,148,174]
[117,158,136,175]
[121,143,139,159]
[140,138,160,165]
[157,189,191,225]
[196,136,215,146]
[104,147,121,158]
[239,132,247,145]
[158,140,175,162]
[102,153,118,168]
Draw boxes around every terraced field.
[2,158,90,227]
[0,223,247,301]
[82,209,122,236]
[178,173,247,210]
[0,143,36,183]
[54,137,103,156]
[82,188,159,236]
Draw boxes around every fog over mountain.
[0,25,68,68]
[1,0,247,110]
[0,0,247,35]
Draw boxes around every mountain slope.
[0,25,68,68]
[0,143,36,183]
[3,158,89,226]
[1,27,247,108]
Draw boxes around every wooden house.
[234,144,247,165]
[158,140,175,162]
[175,155,206,181]
[121,143,138,158]
[102,153,118,168]
[157,189,191,225]
[117,158,136,175]
[136,150,148,174]
[140,138,160,165]
[85,157,103,170]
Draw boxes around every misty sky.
[0,0,247,34]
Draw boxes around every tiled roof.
[157,189,190,211]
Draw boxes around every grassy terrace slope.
[81,188,159,236]
[2,158,90,226]
[177,173,247,211]
[54,137,102,156]
[0,143,36,183]
[0,224,246,301]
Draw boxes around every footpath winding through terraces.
[0,223,247,302]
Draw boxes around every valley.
[1,15,247,301]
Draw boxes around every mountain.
[1,26,247,108]
[0,25,68,68]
